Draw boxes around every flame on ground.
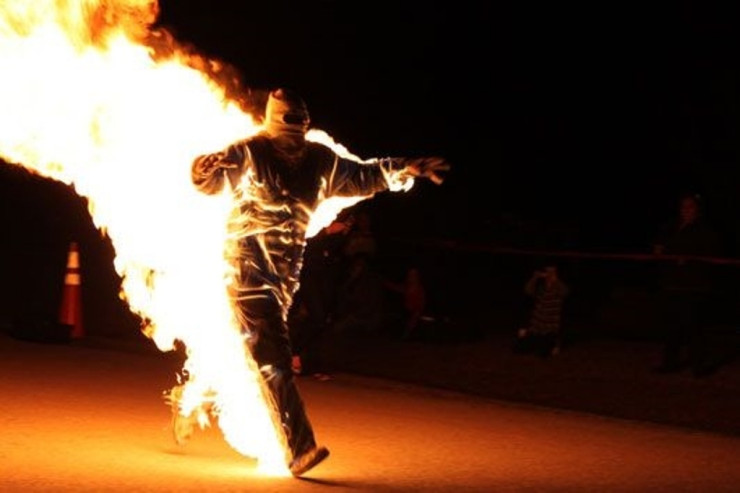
[0,0,387,476]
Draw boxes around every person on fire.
[174,88,450,476]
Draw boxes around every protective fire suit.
[190,88,415,466]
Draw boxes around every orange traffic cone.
[59,241,84,339]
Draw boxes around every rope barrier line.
[390,238,740,266]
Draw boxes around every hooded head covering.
[264,88,310,137]
[262,88,310,164]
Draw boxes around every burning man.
[176,88,449,476]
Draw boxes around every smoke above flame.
[0,0,377,476]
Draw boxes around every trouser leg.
[239,289,317,461]
[260,365,317,460]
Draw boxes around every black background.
[152,0,740,251]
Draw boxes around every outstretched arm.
[327,154,451,198]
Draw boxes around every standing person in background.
[331,208,385,335]
[290,214,354,381]
[652,192,722,377]
[385,265,428,340]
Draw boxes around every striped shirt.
[526,278,569,335]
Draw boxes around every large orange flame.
[0,0,418,476]
[0,0,408,476]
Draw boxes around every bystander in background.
[651,192,723,377]
[290,214,353,381]
[514,262,569,358]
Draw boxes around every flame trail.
[0,0,374,475]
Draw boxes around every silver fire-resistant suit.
[191,88,447,473]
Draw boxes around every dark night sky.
[151,1,740,251]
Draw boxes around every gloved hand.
[396,156,451,185]
[193,152,236,176]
